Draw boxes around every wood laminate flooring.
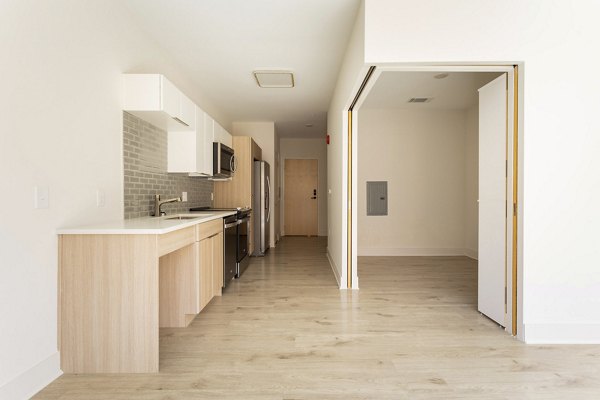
[35,237,600,399]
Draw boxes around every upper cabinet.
[214,136,262,253]
[203,113,215,175]
[214,121,232,148]
[123,74,195,131]
[124,73,232,177]
[167,107,231,177]
[168,107,210,176]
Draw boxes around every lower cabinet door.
[199,238,213,310]
[212,232,224,296]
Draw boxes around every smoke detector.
[253,70,295,88]
[408,97,433,103]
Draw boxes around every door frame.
[346,64,524,339]
[281,158,319,237]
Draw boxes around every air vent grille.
[253,70,295,88]
[408,97,432,103]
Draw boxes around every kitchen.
[54,73,277,373]
[4,1,600,399]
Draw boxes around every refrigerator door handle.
[266,175,271,223]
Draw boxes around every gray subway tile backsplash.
[123,112,213,219]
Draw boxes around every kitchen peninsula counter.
[57,211,235,235]
[57,211,233,373]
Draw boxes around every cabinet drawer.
[196,219,223,241]
[158,226,195,257]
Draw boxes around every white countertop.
[56,211,236,235]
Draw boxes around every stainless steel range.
[190,207,252,287]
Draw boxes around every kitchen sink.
[164,214,213,220]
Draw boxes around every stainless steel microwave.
[213,142,236,178]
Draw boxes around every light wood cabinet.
[197,219,223,311]
[214,136,262,254]
[212,232,224,296]
[59,218,225,373]
[123,74,195,130]
[199,238,213,309]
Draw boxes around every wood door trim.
[346,64,521,337]
[512,65,519,336]
[347,66,376,289]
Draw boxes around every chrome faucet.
[154,194,182,216]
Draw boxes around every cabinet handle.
[230,155,237,173]
[224,220,242,228]
[172,116,189,127]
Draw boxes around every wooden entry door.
[284,159,318,236]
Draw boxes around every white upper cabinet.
[203,113,215,176]
[123,74,195,131]
[168,106,213,176]
[180,94,195,128]
[214,121,232,147]
[124,73,232,177]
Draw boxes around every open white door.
[478,74,507,326]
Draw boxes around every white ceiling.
[361,71,502,111]
[123,0,361,138]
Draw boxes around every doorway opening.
[348,65,522,338]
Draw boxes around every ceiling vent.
[408,97,433,103]
[253,70,295,88]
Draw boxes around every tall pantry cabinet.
[213,136,262,254]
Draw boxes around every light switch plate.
[34,186,49,209]
[182,191,188,202]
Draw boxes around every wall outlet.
[182,191,188,202]
[34,186,49,209]
[96,190,106,207]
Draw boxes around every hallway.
[36,238,600,399]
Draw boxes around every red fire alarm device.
[326,134,330,145]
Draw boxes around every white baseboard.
[326,249,343,288]
[524,323,600,344]
[0,352,62,400]
[358,247,471,257]
[463,248,478,260]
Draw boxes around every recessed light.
[434,73,449,79]
[253,70,295,88]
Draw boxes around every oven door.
[223,217,238,287]
[236,216,250,278]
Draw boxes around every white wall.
[275,130,281,242]
[326,1,366,288]
[357,0,600,342]
[465,106,479,259]
[0,1,224,398]
[280,138,328,237]
[358,109,476,256]
[231,122,278,248]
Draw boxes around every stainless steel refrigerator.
[253,160,270,256]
